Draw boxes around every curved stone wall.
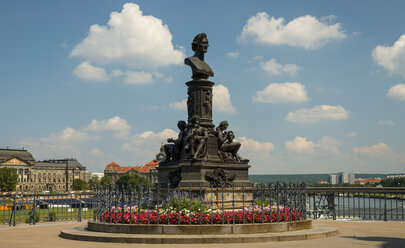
[87,219,312,235]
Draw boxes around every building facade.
[104,144,165,184]
[0,148,87,192]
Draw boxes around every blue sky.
[1,1,405,174]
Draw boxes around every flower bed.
[99,207,302,225]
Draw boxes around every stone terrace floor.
[0,220,404,248]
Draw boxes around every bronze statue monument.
[157,33,250,189]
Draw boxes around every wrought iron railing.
[307,187,405,221]
[2,186,405,226]
[92,183,306,225]
[0,192,94,226]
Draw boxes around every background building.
[104,144,165,183]
[0,148,86,192]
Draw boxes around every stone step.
[60,223,338,244]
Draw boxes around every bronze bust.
[185,33,214,80]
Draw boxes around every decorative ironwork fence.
[92,183,306,225]
[0,192,94,226]
[307,187,405,221]
[2,186,405,226]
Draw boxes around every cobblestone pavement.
[0,220,404,248]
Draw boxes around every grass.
[0,207,93,225]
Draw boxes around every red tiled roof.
[105,162,120,170]
[105,161,159,174]
[354,179,381,183]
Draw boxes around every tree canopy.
[116,173,150,190]
[0,167,18,192]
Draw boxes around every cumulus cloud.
[169,99,187,111]
[285,136,319,154]
[20,128,98,160]
[70,3,184,68]
[285,136,340,155]
[213,85,236,114]
[238,12,346,49]
[286,105,349,123]
[261,59,300,76]
[122,128,177,160]
[124,71,153,85]
[85,116,131,138]
[377,120,395,126]
[238,136,275,153]
[372,34,405,78]
[353,143,398,159]
[253,82,309,103]
[73,61,110,81]
[227,52,240,58]
[170,84,236,114]
[387,84,405,100]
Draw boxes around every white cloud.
[260,59,300,76]
[238,136,275,153]
[253,82,309,103]
[170,84,236,114]
[372,34,405,78]
[387,84,405,100]
[213,85,236,114]
[70,3,185,68]
[285,136,319,154]
[20,128,98,160]
[377,120,395,126]
[353,143,397,159]
[227,52,240,58]
[41,128,95,143]
[73,61,110,81]
[124,71,153,85]
[286,136,341,155]
[110,69,123,77]
[238,12,346,49]
[85,116,131,138]
[122,128,177,160]
[286,105,349,123]
[169,99,187,111]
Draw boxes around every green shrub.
[25,210,40,223]
[48,211,56,222]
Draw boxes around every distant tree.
[72,179,89,191]
[0,167,18,192]
[378,178,405,187]
[88,176,100,189]
[116,173,150,190]
[100,175,112,186]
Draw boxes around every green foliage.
[88,176,100,189]
[100,175,112,186]
[116,173,150,190]
[25,210,40,223]
[48,211,56,221]
[72,179,89,191]
[378,177,405,187]
[163,192,210,213]
[0,167,18,192]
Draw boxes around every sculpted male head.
[192,33,209,53]
[191,115,201,126]
[219,121,229,130]
[177,120,186,130]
